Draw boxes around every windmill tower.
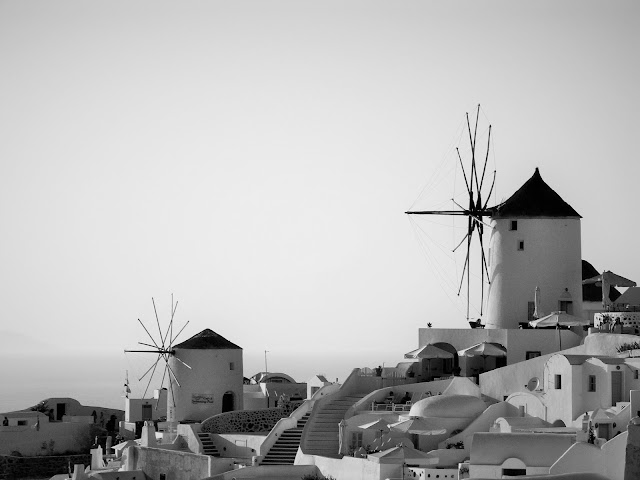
[485,168,583,329]
[168,329,243,422]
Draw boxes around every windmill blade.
[165,359,182,388]
[173,355,192,370]
[456,148,471,193]
[478,233,491,281]
[142,354,162,398]
[152,297,165,349]
[453,233,470,253]
[138,354,162,382]
[467,109,481,193]
[138,319,161,350]
[479,125,492,190]
[482,171,497,210]
[137,341,165,350]
[457,237,471,296]
[405,210,468,215]
[163,296,179,347]
[169,320,190,347]
[168,373,177,409]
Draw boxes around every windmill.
[124,295,192,412]
[406,105,496,321]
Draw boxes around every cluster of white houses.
[3,168,640,480]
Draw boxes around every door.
[141,404,152,421]
[56,403,66,421]
[222,392,234,412]
[611,371,623,405]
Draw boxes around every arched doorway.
[222,391,235,413]
[432,343,459,378]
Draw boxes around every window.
[310,386,320,395]
[635,370,639,380]
[229,362,235,370]
[517,240,525,251]
[17,420,27,426]
[510,220,518,231]
[588,375,596,392]
[502,469,526,476]
[555,374,562,389]
[350,432,363,450]
[526,351,541,360]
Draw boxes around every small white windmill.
[124,295,192,412]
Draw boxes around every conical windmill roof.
[489,168,581,219]
[174,328,242,350]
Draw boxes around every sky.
[1,0,639,412]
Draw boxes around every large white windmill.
[407,106,584,329]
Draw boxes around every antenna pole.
[265,350,269,373]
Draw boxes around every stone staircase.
[302,394,365,458]
[260,413,311,465]
[197,432,220,457]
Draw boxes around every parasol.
[583,270,636,308]
[405,345,454,381]
[457,342,506,371]
[529,311,590,350]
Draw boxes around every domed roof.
[409,395,486,419]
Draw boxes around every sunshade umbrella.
[405,345,454,381]
[338,420,347,455]
[529,311,589,328]
[457,342,506,371]
[389,418,447,435]
[368,444,432,463]
[359,418,392,440]
[404,345,454,359]
[583,270,636,308]
[359,418,392,431]
[529,311,589,350]
[533,286,542,319]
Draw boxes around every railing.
[370,402,412,412]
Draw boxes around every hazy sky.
[1,0,639,411]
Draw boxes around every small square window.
[510,220,518,231]
[17,420,27,426]
[518,240,525,251]
[526,351,541,360]
[635,370,639,380]
[229,362,235,370]
[588,375,596,392]
[555,374,562,389]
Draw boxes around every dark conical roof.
[174,328,242,350]
[489,168,581,218]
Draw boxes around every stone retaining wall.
[200,401,302,434]
[0,454,90,479]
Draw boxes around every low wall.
[298,452,393,480]
[201,405,299,434]
[0,454,90,479]
[210,464,318,480]
[0,421,95,456]
[127,446,211,480]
